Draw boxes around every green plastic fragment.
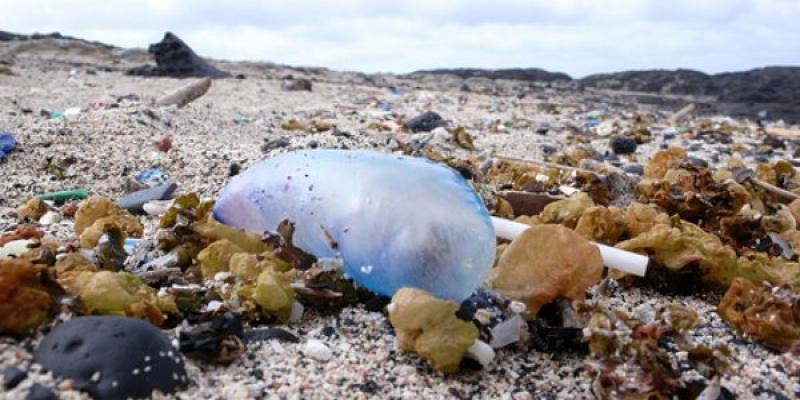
[38,188,89,201]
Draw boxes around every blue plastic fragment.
[0,132,17,160]
[214,149,496,301]
[136,168,169,187]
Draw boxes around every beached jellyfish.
[213,149,495,301]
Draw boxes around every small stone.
[2,366,27,389]
[609,136,637,154]
[34,316,188,399]
[623,164,644,175]
[283,78,312,91]
[688,156,709,168]
[38,211,62,226]
[117,183,177,215]
[301,339,332,361]
[26,383,58,400]
[404,111,446,133]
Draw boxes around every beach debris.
[0,225,43,248]
[38,188,88,202]
[644,146,688,179]
[388,288,478,373]
[0,259,60,336]
[179,311,244,364]
[117,183,177,215]
[238,268,295,322]
[213,149,495,301]
[581,302,732,399]
[488,314,525,348]
[301,339,333,361]
[282,78,312,91]
[718,278,800,352]
[136,168,170,186]
[155,77,211,108]
[74,196,143,248]
[404,111,446,133]
[154,136,173,152]
[126,32,230,78]
[0,132,16,160]
[34,316,189,399]
[489,224,603,316]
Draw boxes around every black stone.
[623,164,644,175]
[283,78,312,91]
[117,182,177,215]
[688,156,709,168]
[26,383,58,400]
[34,317,188,400]
[126,32,230,78]
[609,136,637,154]
[404,111,447,133]
[2,366,27,389]
[242,327,299,344]
[228,163,241,177]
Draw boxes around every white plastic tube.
[491,217,648,277]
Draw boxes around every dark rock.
[764,135,786,149]
[410,68,571,83]
[26,383,58,400]
[404,111,446,133]
[262,137,291,153]
[126,32,230,78]
[623,164,644,175]
[2,366,27,389]
[34,317,188,400]
[242,327,299,344]
[228,163,241,177]
[688,156,709,168]
[117,183,177,215]
[179,312,244,364]
[609,136,637,154]
[283,78,312,91]
[321,326,336,337]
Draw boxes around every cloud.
[1,0,798,76]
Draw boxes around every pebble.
[2,366,28,389]
[609,136,637,154]
[26,383,59,400]
[34,316,188,399]
[404,111,446,133]
[38,211,61,225]
[301,340,333,361]
[623,164,644,175]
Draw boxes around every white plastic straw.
[491,217,648,277]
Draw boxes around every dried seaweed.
[718,278,800,352]
[0,259,61,336]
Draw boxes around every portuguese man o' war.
[213,149,495,301]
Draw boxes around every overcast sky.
[2,0,799,77]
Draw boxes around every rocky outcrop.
[126,32,230,78]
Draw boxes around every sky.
[2,0,799,78]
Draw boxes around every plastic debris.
[0,132,17,160]
[388,288,478,373]
[156,77,211,108]
[214,149,495,301]
[38,188,89,202]
[488,314,525,348]
[117,183,177,215]
[489,224,603,316]
[136,168,170,186]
